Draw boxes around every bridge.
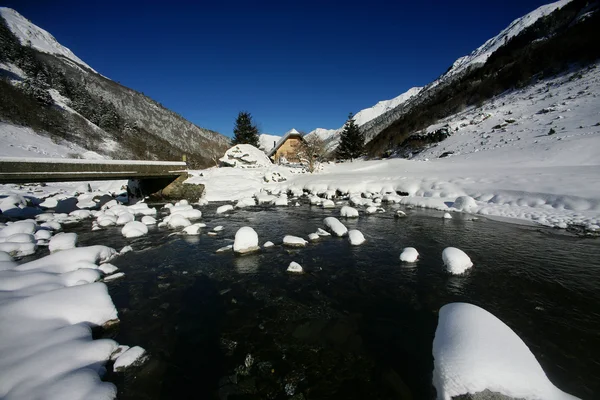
[0,157,204,201]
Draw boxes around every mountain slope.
[307,86,422,152]
[0,7,229,167]
[364,0,600,156]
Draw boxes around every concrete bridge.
[0,157,204,201]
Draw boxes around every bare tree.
[298,135,327,173]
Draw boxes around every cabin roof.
[267,131,304,157]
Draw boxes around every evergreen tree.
[336,113,364,161]
[232,111,259,147]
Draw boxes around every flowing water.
[73,202,600,399]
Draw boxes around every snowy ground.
[187,63,600,233]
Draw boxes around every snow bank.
[433,302,578,400]
[323,217,348,237]
[348,229,365,246]
[0,244,123,399]
[442,247,473,275]
[219,144,272,168]
[233,227,259,254]
[400,247,419,263]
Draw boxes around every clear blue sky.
[4,0,551,137]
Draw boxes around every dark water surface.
[75,203,600,400]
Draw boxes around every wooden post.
[182,154,187,163]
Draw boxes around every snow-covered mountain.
[438,0,570,82]
[0,7,229,167]
[0,8,95,72]
[307,87,422,151]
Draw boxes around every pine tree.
[232,111,259,147]
[336,113,364,161]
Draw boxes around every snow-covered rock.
[216,204,234,214]
[233,227,259,254]
[236,197,256,208]
[263,241,274,248]
[340,206,359,218]
[219,144,272,168]
[48,232,77,252]
[395,210,407,218]
[348,230,365,246]
[166,215,191,229]
[286,261,304,273]
[442,247,473,274]
[400,247,419,263]
[182,223,203,235]
[316,228,331,237]
[121,221,148,238]
[323,217,348,237]
[113,346,147,372]
[433,302,578,400]
[443,212,453,219]
[308,233,320,241]
[283,235,308,247]
[116,212,135,226]
[321,199,335,208]
[141,216,157,225]
[453,196,478,213]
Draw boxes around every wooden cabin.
[268,129,304,164]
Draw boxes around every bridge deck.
[0,157,187,184]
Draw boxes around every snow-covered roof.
[268,129,304,157]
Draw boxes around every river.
[74,202,600,399]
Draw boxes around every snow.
[48,232,77,252]
[308,232,320,241]
[283,235,308,247]
[323,217,348,237]
[433,302,579,400]
[316,228,331,237]
[287,261,304,273]
[219,144,272,168]
[443,212,453,220]
[400,247,419,263]
[233,227,259,254]
[121,221,148,238]
[452,196,478,212]
[0,7,97,72]
[340,205,359,218]
[347,229,365,246]
[263,241,275,248]
[442,247,473,275]
[113,346,147,372]
[259,134,283,153]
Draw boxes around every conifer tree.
[336,113,364,161]
[232,111,259,147]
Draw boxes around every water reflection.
[233,253,260,274]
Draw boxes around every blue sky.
[4,0,551,137]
